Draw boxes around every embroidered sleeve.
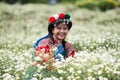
[65,42,75,57]
[38,38,51,47]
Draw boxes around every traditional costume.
[23,13,75,80]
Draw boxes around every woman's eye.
[56,27,61,30]
[56,27,68,30]
[63,27,68,30]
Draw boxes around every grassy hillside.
[0,3,120,80]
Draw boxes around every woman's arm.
[65,42,75,58]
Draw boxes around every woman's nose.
[60,29,64,32]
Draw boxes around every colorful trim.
[48,13,71,24]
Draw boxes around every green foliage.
[19,0,48,4]
[60,0,75,3]
[1,0,120,11]
[98,0,120,11]
[0,0,48,4]
[23,66,38,80]
[75,0,120,11]
[75,0,99,10]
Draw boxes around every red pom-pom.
[59,13,65,19]
[49,16,56,23]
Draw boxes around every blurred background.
[0,0,120,50]
[0,0,120,11]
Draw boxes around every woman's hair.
[48,13,72,33]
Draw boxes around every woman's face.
[52,23,69,42]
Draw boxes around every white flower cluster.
[0,3,120,80]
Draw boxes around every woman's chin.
[57,37,65,40]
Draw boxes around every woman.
[34,13,75,61]
[23,13,75,80]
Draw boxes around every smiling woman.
[52,23,68,42]
[23,13,75,80]
[34,13,75,60]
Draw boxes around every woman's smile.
[52,23,69,42]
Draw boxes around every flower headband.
[48,13,71,25]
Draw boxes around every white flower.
[113,71,120,74]
[98,76,108,80]
[43,54,49,57]
[30,77,38,80]
[69,67,74,73]
[37,64,44,70]
[24,52,29,57]
[52,47,57,51]
[87,76,95,80]
[42,77,59,80]
[98,71,102,75]
[3,73,14,80]
[87,69,93,73]
[58,69,64,74]
[77,70,82,74]
[34,56,41,61]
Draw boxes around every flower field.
[0,3,120,80]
